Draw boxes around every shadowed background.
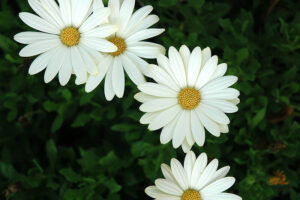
[0,0,299,199]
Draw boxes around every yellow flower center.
[178,88,201,110]
[60,27,80,47]
[181,189,201,200]
[109,37,127,56]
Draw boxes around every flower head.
[135,45,240,152]
[14,0,118,86]
[145,151,242,200]
[85,0,165,100]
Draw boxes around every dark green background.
[0,0,299,199]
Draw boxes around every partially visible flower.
[85,0,165,100]
[14,0,118,86]
[145,151,242,200]
[268,170,289,185]
[135,45,239,152]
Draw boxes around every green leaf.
[59,168,83,183]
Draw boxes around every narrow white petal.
[155,179,183,196]
[149,64,180,92]
[108,0,120,24]
[184,151,196,183]
[140,112,158,125]
[58,50,72,86]
[121,54,146,85]
[92,0,104,11]
[40,0,65,28]
[191,110,205,146]
[129,15,160,36]
[134,92,156,103]
[58,0,72,26]
[82,25,118,38]
[181,140,192,153]
[71,46,88,85]
[201,47,211,67]
[169,47,187,88]
[140,98,178,112]
[211,63,227,80]
[196,108,221,137]
[148,105,181,131]
[44,46,66,83]
[160,114,180,144]
[179,45,190,70]
[201,99,238,113]
[172,110,189,148]
[199,103,230,125]
[191,153,207,187]
[126,28,165,43]
[201,177,235,196]
[19,12,60,34]
[207,166,231,185]
[196,56,218,89]
[19,39,60,57]
[104,67,115,100]
[204,193,242,200]
[127,42,165,59]
[85,56,112,92]
[220,124,229,133]
[118,0,135,34]
[81,37,117,53]
[112,58,125,98]
[72,0,93,27]
[28,48,57,75]
[188,47,202,87]
[196,159,219,190]
[78,47,98,75]
[171,159,189,190]
[125,51,151,77]
[145,186,180,199]
[201,76,238,93]
[157,54,180,87]
[161,164,176,182]
[138,83,178,98]
[79,8,111,32]
[201,88,240,100]
[14,32,58,44]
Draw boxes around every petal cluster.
[135,45,240,152]
[145,151,242,200]
[85,0,165,100]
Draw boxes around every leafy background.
[0,0,299,199]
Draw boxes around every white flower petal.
[204,193,242,200]
[44,46,66,83]
[184,151,196,183]
[169,47,187,88]
[40,0,65,28]
[201,177,235,196]
[191,153,207,187]
[108,0,120,24]
[92,0,104,11]
[140,112,158,125]
[201,76,238,93]
[196,159,219,190]
[28,48,57,75]
[179,45,190,70]
[112,57,125,98]
[155,179,183,196]
[19,38,60,57]
[138,83,178,98]
[71,46,87,85]
[198,103,230,125]
[118,0,135,34]
[58,0,72,26]
[14,32,58,44]
[145,186,180,199]
[58,50,72,86]
[171,159,189,190]
[81,37,117,53]
[85,56,112,92]
[130,15,160,36]
[121,53,146,85]
[104,67,115,101]
[148,105,181,131]
[160,114,180,144]
[19,12,60,34]
[196,108,221,137]
[191,110,205,146]
[195,56,218,89]
[187,47,202,87]
[181,140,192,153]
[72,0,93,27]
[161,164,176,183]
[201,88,240,100]
[134,92,156,103]
[211,63,227,80]
[207,166,231,186]
[149,64,180,92]
[125,51,151,77]
[79,8,111,32]
[127,42,165,59]
[78,47,98,75]
[82,25,118,38]
[201,99,238,113]
[172,110,189,149]
[201,47,211,67]
[140,98,178,113]
[126,28,165,43]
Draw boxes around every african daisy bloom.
[85,0,165,101]
[135,45,240,152]
[145,151,242,200]
[14,0,118,86]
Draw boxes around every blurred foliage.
[0,0,300,199]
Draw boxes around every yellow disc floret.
[60,27,80,47]
[109,37,127,56]
[181,189,201,200]
[178,88,201,110]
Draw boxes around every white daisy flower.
[135,45,240,152]
[145,151,242,200]
[14,0,118,86]
[85,0,165,101]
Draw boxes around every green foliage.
[0,0,300,199]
